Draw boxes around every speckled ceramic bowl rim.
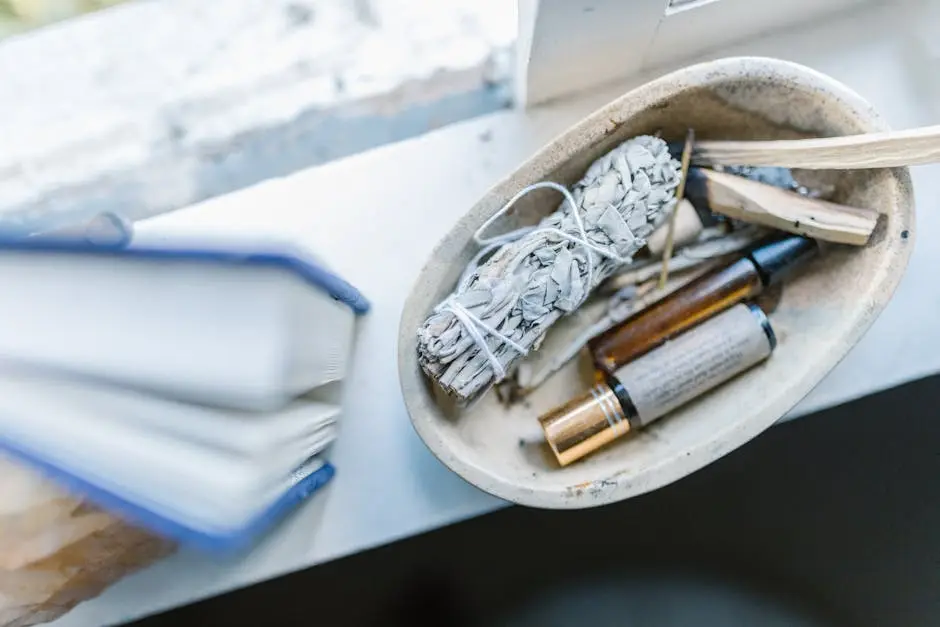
[397,56,915,508]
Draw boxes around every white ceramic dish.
[398,57,915,508]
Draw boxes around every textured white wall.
[0,0,516,233]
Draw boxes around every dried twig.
[658,129,695,289]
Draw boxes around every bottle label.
[613,304,773,427]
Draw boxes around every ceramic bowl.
[398,57,914,508]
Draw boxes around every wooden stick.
[686,168,879,246]
[692,124,940,169]
[658,129,694,289]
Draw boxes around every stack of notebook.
[0,221,368,551]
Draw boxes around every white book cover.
[0,230,368,411]
[0,366,341,551]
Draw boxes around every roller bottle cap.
[747,235,818,286]
[537,378,633,467]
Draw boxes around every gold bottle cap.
[538,383,631,466]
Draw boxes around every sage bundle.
[416,136,682,402]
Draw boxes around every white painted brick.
[0,0,516,231]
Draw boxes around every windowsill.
[53,3,940,625]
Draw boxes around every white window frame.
[516,0,879,108]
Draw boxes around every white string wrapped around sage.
[417,135,682,403]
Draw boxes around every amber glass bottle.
[541,303,776,466]
[589,235,817,374]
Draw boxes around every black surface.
[130,376,940,627]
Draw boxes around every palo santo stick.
[691,125,940,169]
[686,168,879,246]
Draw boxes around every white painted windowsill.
[54,4,940,625]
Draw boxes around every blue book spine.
[0,436,335,553]
[0,234,370,314]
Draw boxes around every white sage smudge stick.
[417,136,682,402]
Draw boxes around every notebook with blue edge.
[0,231,350,551]
[0,433,335,553]
[0,235,371,314]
